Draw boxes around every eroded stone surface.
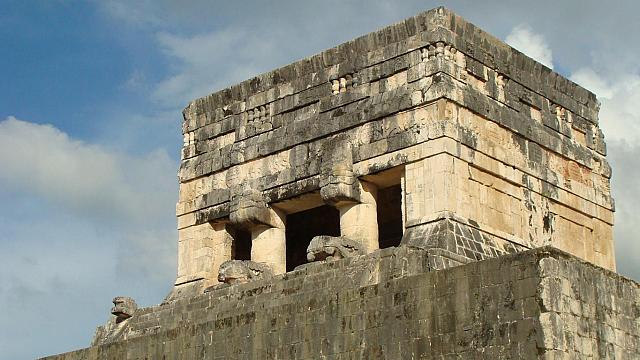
[319,135,359,205]
[229,186,274,229]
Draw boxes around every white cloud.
[0,117,176,223]
[0,116,178,286]
[123,69,148,91]
[571,68,640,144]
[570,66,640,281]
[0,116,179,357]
[606,141,640,281]
[153,29,280,108]
[506,24,554,69]
[97,0,166,27]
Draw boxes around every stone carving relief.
[330,73,357,94]
[496,74,507,103]
[91,296,138,346]
[111,296,138,323]
[247,105,270,122]
[554,105,567,123]
[306,235,364,262]
[217,260,274,285]
[183,131,196,147]
[226,166,279,230]
[421,42,465,67]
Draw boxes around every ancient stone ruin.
[44,7,638,359]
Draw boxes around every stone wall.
[42,247,638,359]
[172,7,614,292]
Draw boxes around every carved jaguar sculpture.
[217,260,274,285]
[307,235,364,262]
[91,296,138,346]
[111,296,137,323]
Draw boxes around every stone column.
[251,208,286,275]
[229,185,287,275]
[176,221,233,286]
[319,135,379,253]
[336,180,379,253]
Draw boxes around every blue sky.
[1,1,639,358]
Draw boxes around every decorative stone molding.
[496,74,507,102]
[330,73,357,94]
[217,260,274,285]
[421,42,456,61]
[247,104,270,122]
[420,42,466,70]
[183,131,196,147]
[306,235,364,262]
[554,105,568,123]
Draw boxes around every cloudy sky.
[1,1,638,358]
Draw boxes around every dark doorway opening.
[229,226,252,261]
[285,205,340,271]
[377,184,403,248]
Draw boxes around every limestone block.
[168,4,617,296]
[404,153,459,226]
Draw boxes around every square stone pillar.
[176,222,233,287]
[337,180,379,253]
[250,208,286,275]
[229,186,287,275]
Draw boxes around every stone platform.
[43,247,639,359]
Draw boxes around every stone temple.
[45,7,638,359]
